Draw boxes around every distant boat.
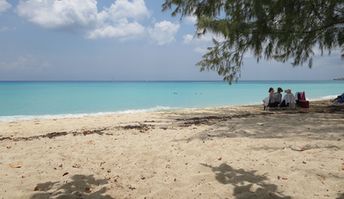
[333,77,344,80]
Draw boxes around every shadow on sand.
[337,193,344,199]
[201,163,291,199]
[172,102,344,142]
[30,174,113,199]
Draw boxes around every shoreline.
[0,95,339,122]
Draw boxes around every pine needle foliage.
[163,0,344,83]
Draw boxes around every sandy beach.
[0,100,343,199]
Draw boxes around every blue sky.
[0,0,343,81]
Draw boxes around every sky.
[0,0,343,81]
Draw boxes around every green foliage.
[163,0,344,83]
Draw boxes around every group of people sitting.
[263,87,296,110]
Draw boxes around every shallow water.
[0,81,343,118]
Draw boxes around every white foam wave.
[308,95,337,101]
[0,106,175,122]
[0,95,339,122]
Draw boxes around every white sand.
[0,100,343,199]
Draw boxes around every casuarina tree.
[163,0,344,82]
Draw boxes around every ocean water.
[0,81,343,120]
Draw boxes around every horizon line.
[0,79,339,82]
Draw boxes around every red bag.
[298,100,309,108]
[296,91,309,108]
[297,92,306,101]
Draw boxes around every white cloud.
[312,47,342,57]
[183,33,224,44]
[184,15,197,25]
[88,0,148,39]
[149,20,180,45]
[194,47,208,54]
[183,33,225,53]
[0,26,16,32]
[100,0,149,22]
[87,21,145,39]
[0,55,50,71]
[0,26,10,32]
[183,34,211,44]
[15,1,181,43]
[0,0,11,13]
[17,0,98,29]
[183,34,194,44]
[16,0,150,39]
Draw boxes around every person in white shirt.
[280,89,296,108]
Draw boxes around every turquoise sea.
[0,81,344,120]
